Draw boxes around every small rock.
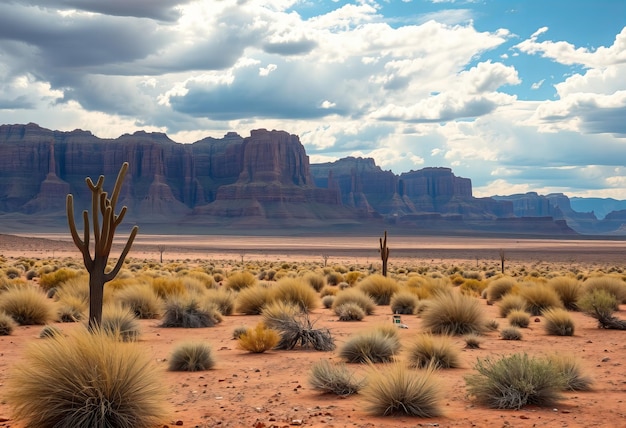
[519,415,529,420]
[534,318,541,322]
[175,421,184,426]
[602,357,610,362]
[291,420,303,426]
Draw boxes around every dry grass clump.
[583,276,626,304]
[339,329,398,363]
[518,283,563,316]
[101,305,141,342]
[357,274,399,305]
[302,272,326,292]
[232,325,248,339]
[321,295,334,308]
[39,268,82,291]
[237,322,280,353]
[116,284,163,319]
[335,302,366,321]
[460,279,486,297]
[0,310,17,335]
[308,360,364,396]
[390,291,419,315]
[4,327,168,428]
[463,333,483,349]
[169,342,215,371]
[326,271,344,286]
[486,277,516,302]
[271,277,318,312]
[344,271,362,285]
[39,324,63,339]
[507,309,530,328]
[546,354,593,391]
[0,286,57,325]
[151,277,186,298]
[500,327,522,340]
[548,276,582,310]
[497,294,527,318]
[184,271,215,289]
[332,288,376,316]
[235,285,273,315]
[421,292,485,335]
[407,334,461,369]
[362,364,443,417]
[578,289,625,329]
[56,294,87,322]
[262,302,334,351]
[205,288,236,316]
[465,353,565,409]
[542,308,575,336]
[161,295,222,328]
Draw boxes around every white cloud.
[259,64,278,76]
[531,79,545,90]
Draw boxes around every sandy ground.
[0,234,625,428]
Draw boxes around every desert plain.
[0,233,625,428]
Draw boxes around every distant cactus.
[66,162,138,329]
[379,231,390,277]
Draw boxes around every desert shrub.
[390,291,419,315]
[0,310,17,335]
[161,295,222,328]
[465,353,565,409]
[344,271,362,285]
[205,288,236,316]
[542,308,575,336]
[226,271,256,291]
[546,354,593,391]
[486,277,516,302]
[4,327,168,428]
[56,295,87,322]
[460,279,487,297]
[463,333,483,349]
[421,292,485,335]
[262,304,334,351]
[4,266,22,280]
[116,284,162,319]
[339,330,398,363]
[321,295,335,308]
[408,277,452,299]
[335,302,366,321]
[237,323,280,353]
[485,319,499,331]
[357,274,399,305]
[583,276,626,304]
[0,286,56,325]
[320,286,338,297]
[39,325,63,339]
[302,272,325,292]
[39,268,82,291]
[232,326,248,339]
[548,276,582,310]
[362,364,443,417]
[179,277,208,295]
[151,277,186,298]
[500,327,522,340]
[519,283,563,316]
[262,301,301,328]
[507,309,530,328]
[308,360,364,396]
[101,305,141,342]
[497,293,527,318]
[235,285,273,315]
[407,334,460,369]
[326,271,344,286]
[374,324,402,355]
[184,271,215,289]
[271,277,318,312]
[169,342,215,372]
[332,288,376,315]
[55,276,90,303]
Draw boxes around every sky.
[1,0,625,199]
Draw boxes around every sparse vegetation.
[407,334,461,369]
[390,291,419,314]
[357,274,398,305]
[161,294,222,328]
[308,360,364,396]
[335,302,366,321]
[542,307,575,336]
[507,309,530,328]
[169,342,215,371]
[519,283,563,316]
[0,310,17,335]
[271,277,318,312]
[237,322,280,353]
[339,330,398,363]
[421,292,486,335]
[332,288,376,315]
[500,327,523,340]
[0,286,56,325]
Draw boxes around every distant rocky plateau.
[0,123,623,236]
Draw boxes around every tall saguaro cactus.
[66,162,138,329]
[379,230,390,277]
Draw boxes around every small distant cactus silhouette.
[379,230,390,276]
[66,162,138,329]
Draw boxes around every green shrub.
[116,284,162,319]
[335,302,365,321]
[583,276,626,304]
[161,295,222,328]
[302,272,326,292]
[339,330,398,363]
[101,305,141,342]
[271,277,318,312]
[500,327,522,340]
[519,283,563,316]
[486,277,516,302]
[507,309,530,328]
[421,292,485,335]
[4,327,168,428]
[225,271,257,291]
[362,364,443,417]
[546,354,593,391]
[237,323,280,353]
[542,308,575,336]
[548,276,582,310]
[0,286,56,325]
[357,274,399,305]
[407,334,460,369]
[169,342,215,371]
[390,291,419,315]
[308,360,364,396]
[578,289,619,322]
[235,285,273,315]
[205,288,236,316]
[465,353,565,409]
[332,288,376,315]
[39,268,82,291]
[0,310,17,335]
[497,294,527,318]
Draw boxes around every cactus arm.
[109,162,129,210]
[104,225,138,282]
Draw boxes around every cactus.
[379,230,390,277]
[66,162,138,329]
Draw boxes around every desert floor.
[0,233,625,428]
